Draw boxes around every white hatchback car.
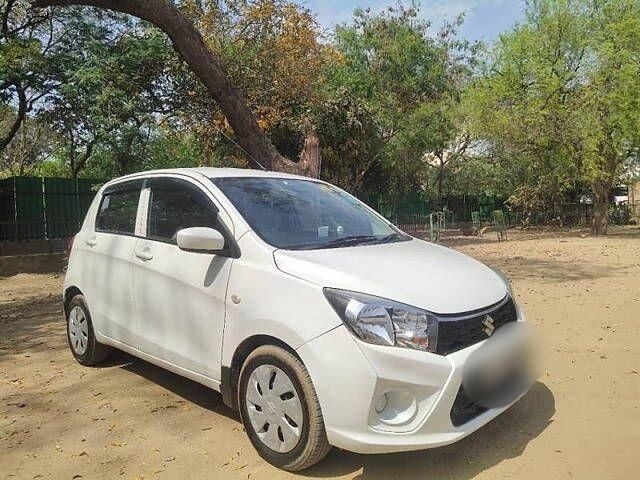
[64,168,532,471]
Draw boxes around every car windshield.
[211,177,409,250]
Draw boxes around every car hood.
[273,238,508,314]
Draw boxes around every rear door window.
[95,180,142,235]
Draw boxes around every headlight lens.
[323,288,438,353]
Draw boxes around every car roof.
[104,167,311,187]
[191,167,308,180]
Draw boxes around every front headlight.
[323,288,438,353]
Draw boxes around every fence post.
[42,176,49,240]
[76,178,81,232]
[13,177,18,241]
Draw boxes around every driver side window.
[147,177,218,243]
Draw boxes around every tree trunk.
[591,179,610,235]
[433,152,447,208]
[33,0,314,176]
[0,83,27,151]
[297,121,321,178]
[437,163,444,208]
[71,141,95,179]
[116,133,136,175]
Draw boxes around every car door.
[83,179,143,346]
[131,176,235,381]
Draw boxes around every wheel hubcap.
[245,364,303,453]
[68,305,89,355]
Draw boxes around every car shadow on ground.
[98,349,241,421]
[105,349,553,480]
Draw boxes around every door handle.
[85,236,97,247]
[135,248,153,261]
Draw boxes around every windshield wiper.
[377,232,408,243]
[319,235,380,248]
[288,233,408,250]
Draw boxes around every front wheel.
[238,345,331,471]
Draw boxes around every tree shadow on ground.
[439,235,507,247]
[0,294,62,359]
[438,225,640,249]
[489,257,633,284]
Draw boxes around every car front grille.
[450,387,488,426]
[436,296,517,355]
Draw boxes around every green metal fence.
[6,176,627,242]
[358,191,634,232]
[0,177,103,241]
[358,191,508,233]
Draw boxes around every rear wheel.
[66,294,110,366]
[238,345,331,471]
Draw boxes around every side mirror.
[176,227,225,253]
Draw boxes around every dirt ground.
[2,227,639,480]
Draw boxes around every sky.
[298,0,527,43]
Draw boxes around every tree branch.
[1,0,16,37]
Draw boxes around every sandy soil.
[2,227,639,480]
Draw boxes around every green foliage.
[0,2,54,94]
[0,0,482,197]
[177,0,330,165]
[444,156,511,198]
[1,0,638,234]
[143,130,209,170]
[313,90,385,193]
[322,3,478,195]
[32,158,71,177]
[43,13,177,176]
[1,104,57,175]
[465,0,640,228]
[608,203,632,225]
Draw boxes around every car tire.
[66,294,110,366]
[238,345,331,471]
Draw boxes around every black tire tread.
[239,345,331,471]
[67,294,110,366]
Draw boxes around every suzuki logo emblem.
[482,315,495,337]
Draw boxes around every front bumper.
[297,312,532,454]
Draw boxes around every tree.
[1,104,56,174]
[43,14,176,177]
[466,0,640,233]
[313,90,385,193]
[1,0,58,151]
[325,4,478,196]
[580,0,640,234]
[400,100,472,204]
[32,0,319,176]
[174,0,331,173]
